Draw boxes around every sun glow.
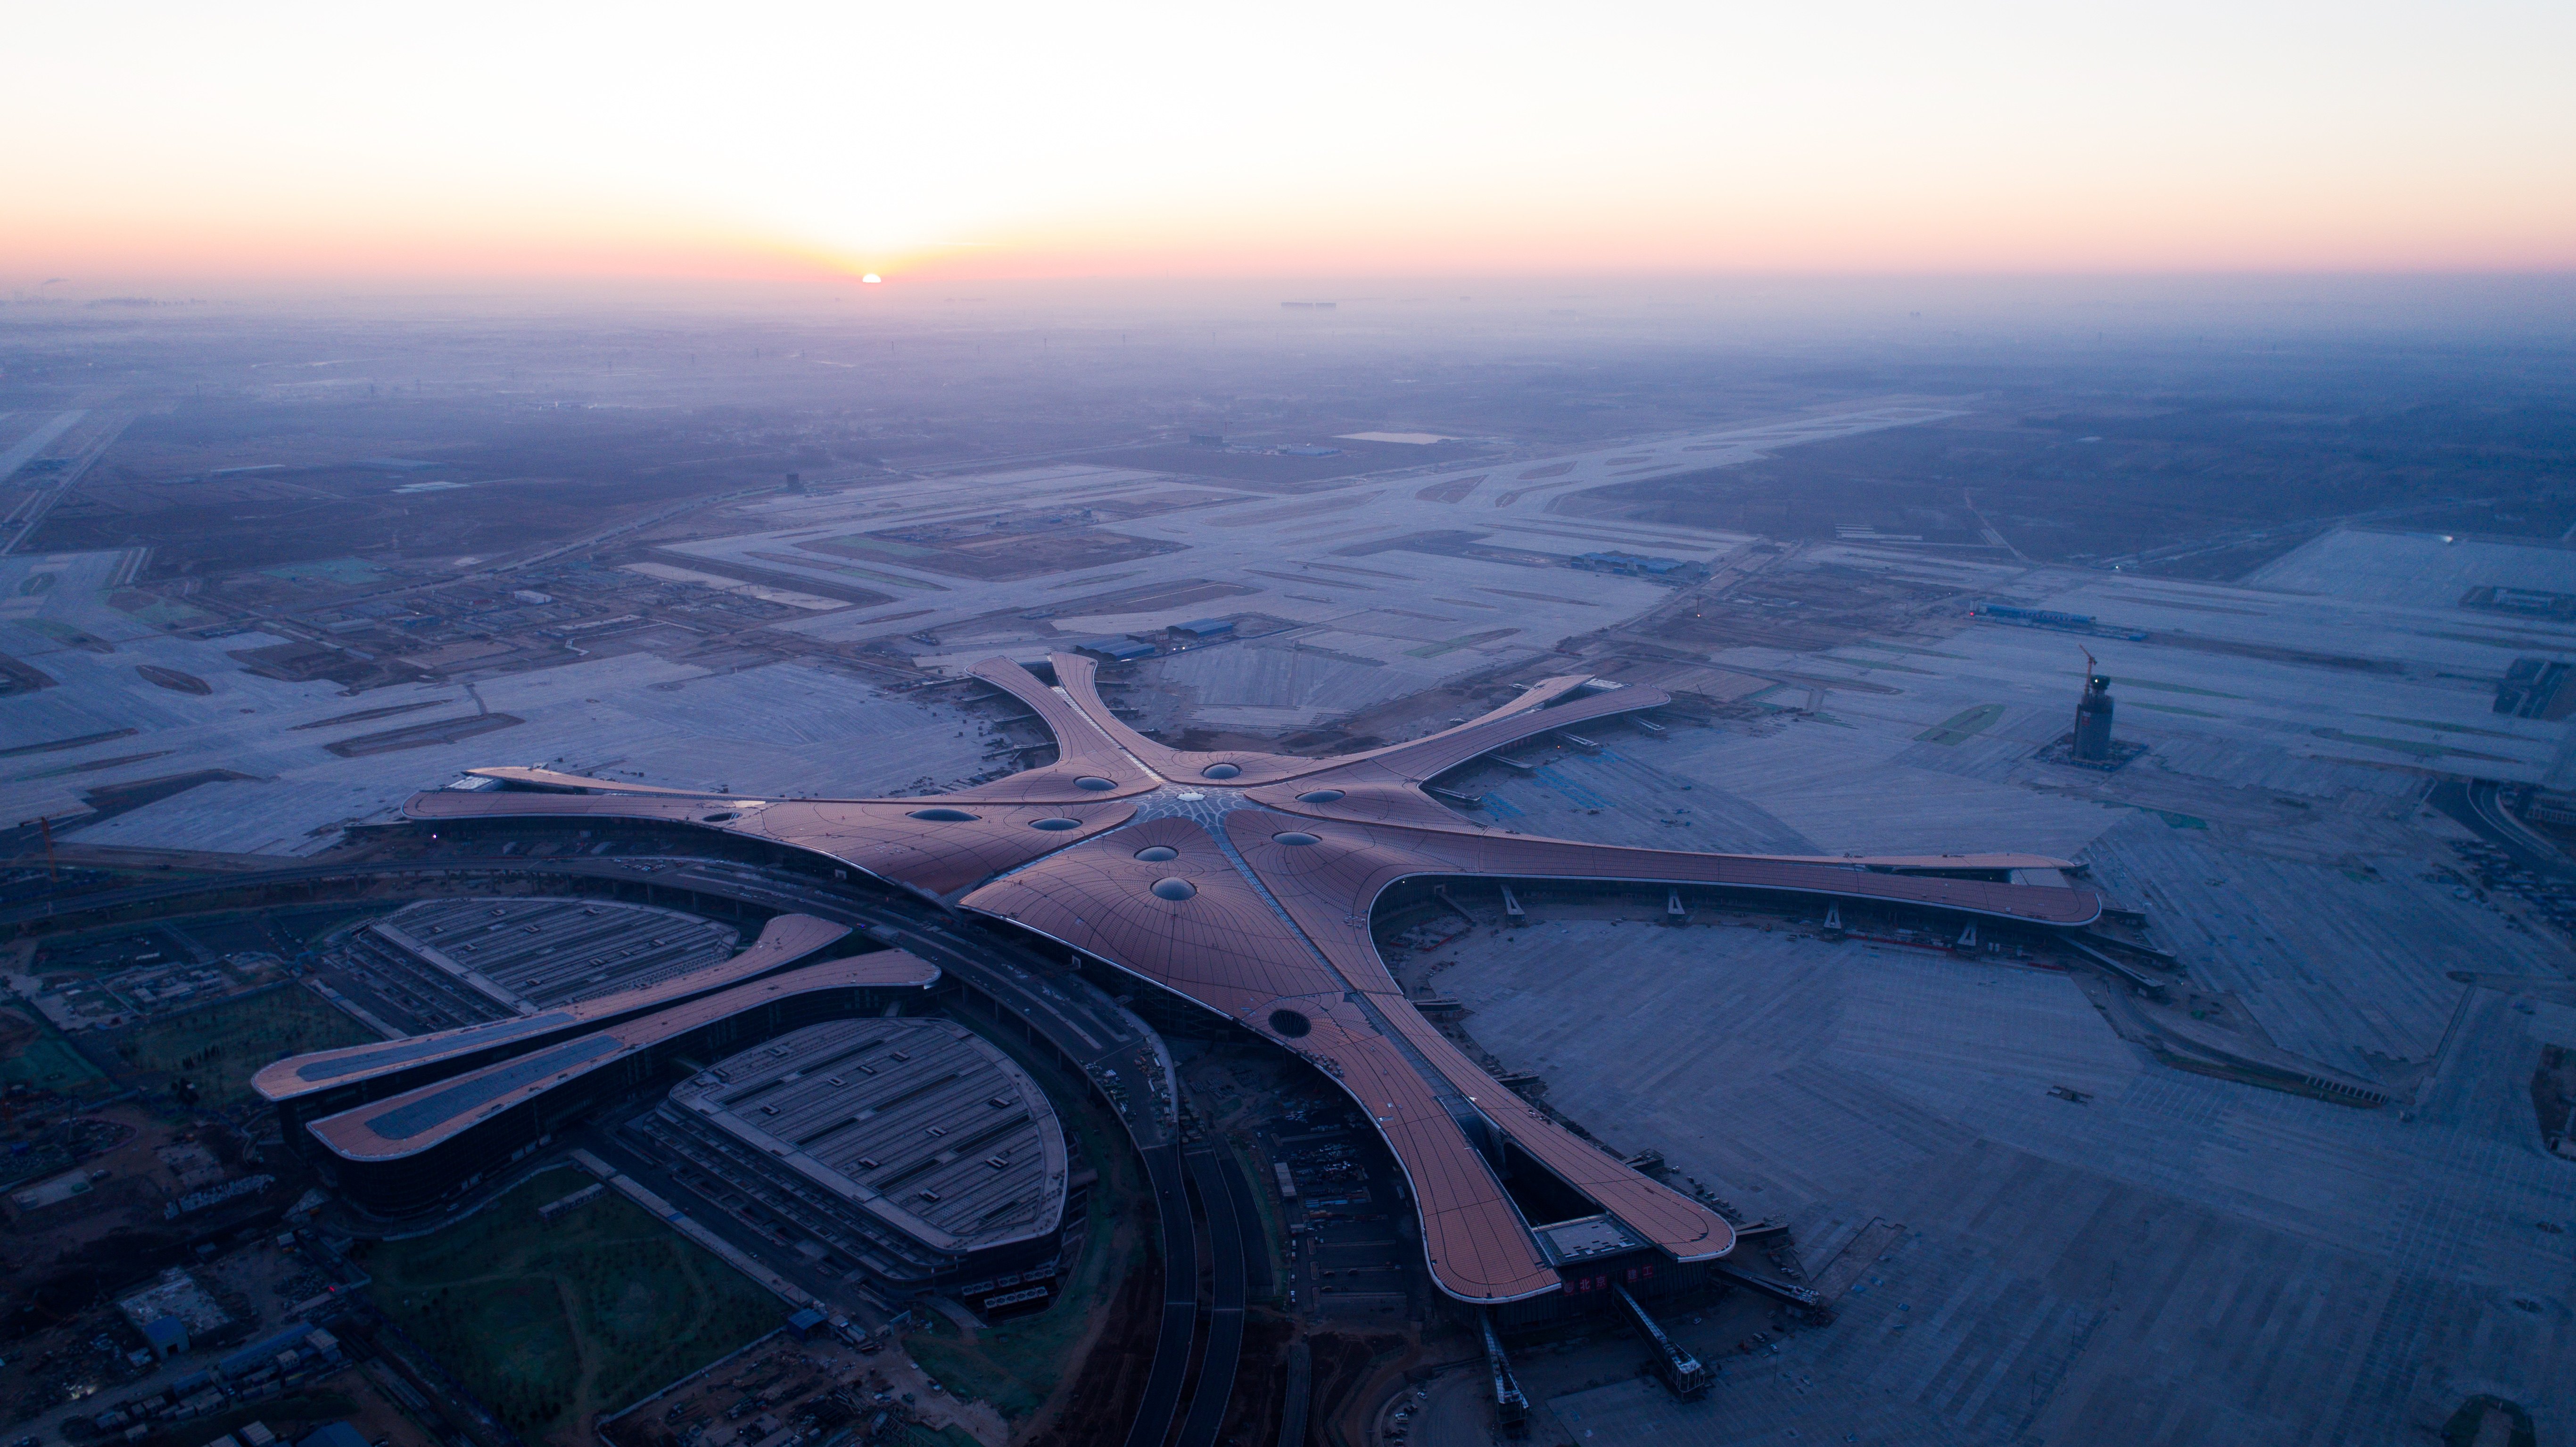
[7,0,2571,289]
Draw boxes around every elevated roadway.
[1175,1145,1250,1447]
[2435,779,2576,880]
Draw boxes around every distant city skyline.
[9,0,2572,289]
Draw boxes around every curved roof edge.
[304,952,941,1163]
[252,913,852,1104]
[962,909,1569,1304]
[1046,652,1654,792]
[461,766,731,796]
[673,1017,1068,1257]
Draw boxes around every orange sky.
[9,2,2572,290]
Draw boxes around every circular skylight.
[1074,776,1117,791]
[1273,832,1319,847]
[1202,763,1242,779]
[906,807,978,822]
[1268,1009,1312,1038]
[1135,846,1179,862]
[1296,789,1345,803]
[1150,878,1197,901]
[1030,817,1081,830]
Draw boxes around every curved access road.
[1124,1142,1203,1447]
[1174,1145,1249,1447]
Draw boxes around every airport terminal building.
[403,654,2110,1320]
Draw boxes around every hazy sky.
[9,1,2572,289]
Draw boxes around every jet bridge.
[1615,1283,1710,1399]
[1481,1313,1530,1435]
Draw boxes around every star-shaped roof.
[407,652,2099,1301]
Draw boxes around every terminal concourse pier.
[253,913,854,1148]
[403,653,2103,1317]
[294,954,942,1216]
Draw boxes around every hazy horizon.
[14,273,2576,344]
[12,2,2571,290]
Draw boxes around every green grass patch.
[1915,704,2006,745]
[113,986,379,1107]
[358,1168,784,1445]
[0,1008,111,1095]
[1227,1137,1288,1304]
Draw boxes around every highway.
[1174,1146,1250,1447]
[2433,780,2576,880]
[1124,1143,1201,1447]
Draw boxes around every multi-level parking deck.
[342,897,740,1028]
[639,1018,1069,1291]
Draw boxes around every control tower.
[2073,671,2116,761]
